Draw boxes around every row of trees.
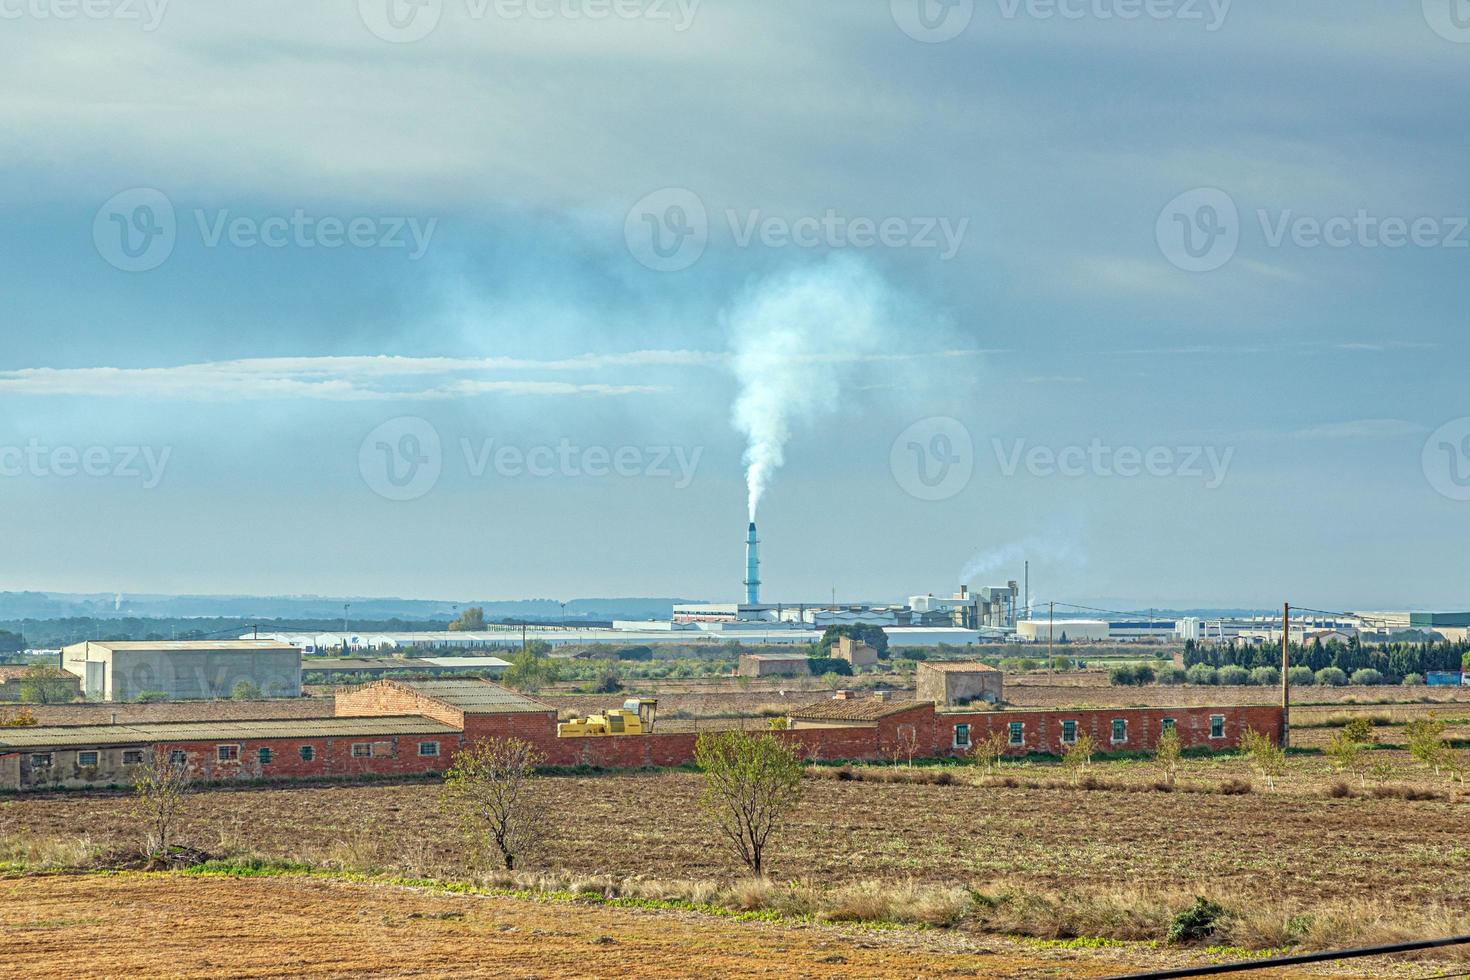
[1182,636,1469,681]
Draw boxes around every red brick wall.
[923,704,1283,758]
[156,732,464,782]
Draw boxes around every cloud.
[1289,419,1426,440]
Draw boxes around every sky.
[1,1,1468,610]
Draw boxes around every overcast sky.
[2,1,1467,610]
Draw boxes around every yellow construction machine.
[557,698,658,737]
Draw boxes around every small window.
[258,748,273,764]
[299,745,315,762]
[1060,720,1078,744]
[217,744,240,762]
[351,742,372,758]
[1161,717,1177,734]
[1008,721,1024,746]
[122,750,145,765]
[953,724,971,749]
[77,751,99,767]
[1210,715,1226,739]
[418,741,440,757]
[169,750,188,766]
[1111,719,1127,743]
[29,753,53,768]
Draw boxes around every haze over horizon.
[3,3,1467,611]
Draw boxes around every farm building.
[0,678,1285,792]
[915,661,1003,706]
[738,653,810,677]
[833,636,879,668]
[61,640,301,701]
[0,665,81,702]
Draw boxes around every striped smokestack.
[744,521,760,604]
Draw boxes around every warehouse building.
[61,640,301,701]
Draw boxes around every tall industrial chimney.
[744,521,761,604]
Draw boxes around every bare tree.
[695,731,804,877]
[1061,733,1095,784]
[970,730,1009,775]
[1241,728,1286,792]
[440,738,546,872]
[131,750,193,865]
[1155,728,1183,788]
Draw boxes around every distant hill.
[0,592,692,623]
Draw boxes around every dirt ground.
[0,873,1406,978]
[4,759,1468,909]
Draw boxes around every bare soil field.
[5,760,1469,909]
[0,872,1154,979]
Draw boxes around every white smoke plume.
[958,534,1089,589]
[727,258,893,520]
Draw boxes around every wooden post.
[1048,601,1055,662]
[1280,602,1291,749]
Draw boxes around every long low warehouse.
[0,678,1285,792]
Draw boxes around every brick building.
[0,678,1285,792]
[915,661,1003,706]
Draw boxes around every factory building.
[61,640,301,701]
[1015,619,1110,643]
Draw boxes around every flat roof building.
[62,640,300,702]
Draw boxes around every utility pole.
[1048,601,1055,662]
[1024,561,1029,621]
[1281,601,1291,749]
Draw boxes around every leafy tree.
[503,643,560,693]
[1349,668,1383,686]
[817,624,889,660]
[132,751,193,866]
[1315,667,1348,687]
[1109,665,1137,686]
[1240,728,1286,791]
[806,657,853,676]
[1325,729,1368,782]
[1185,664,1218,686]
[0,630,24,654]
[695,731,804,877]
[1132,665,1156,685]
[1218,665,1250,686]
[18,666,76,704]
[448,607,486,632]
[970,729,1010,775]
[1287,665,1315,686]
[1156,728,1183,787]
[1156,665,1188,686]
[1249,666,1280,687]
[1406,717,1448,774]
[1062,733,1095,783]
[1341,718,1376,745]
[0,706,37,727]
[231,680,261,701]
[440,737,546,871]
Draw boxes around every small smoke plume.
[958,534,1088,587]
[728,258,893,520]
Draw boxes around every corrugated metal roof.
[392,680,552,714]
[789,697,927,722]
[0,715,458,749]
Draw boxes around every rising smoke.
[958,533,1088,586]
[727,257,893,520]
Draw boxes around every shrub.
[1218,666,1250,686]
[1249,666,1280,686]
[1109,665,1137,686]
[1156,665,1187,686]
[1403,673,1426,686]
[1132,665,1156,685]
[1287,666,1315,686]
[1350,668,1384,686]
[806,657,853,677]
[1167,897,1226,944]
[1341,718,1376,744]
[1185,664,1218,686]
[1315,667,1349,687]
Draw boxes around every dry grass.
[0,831,100,870]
